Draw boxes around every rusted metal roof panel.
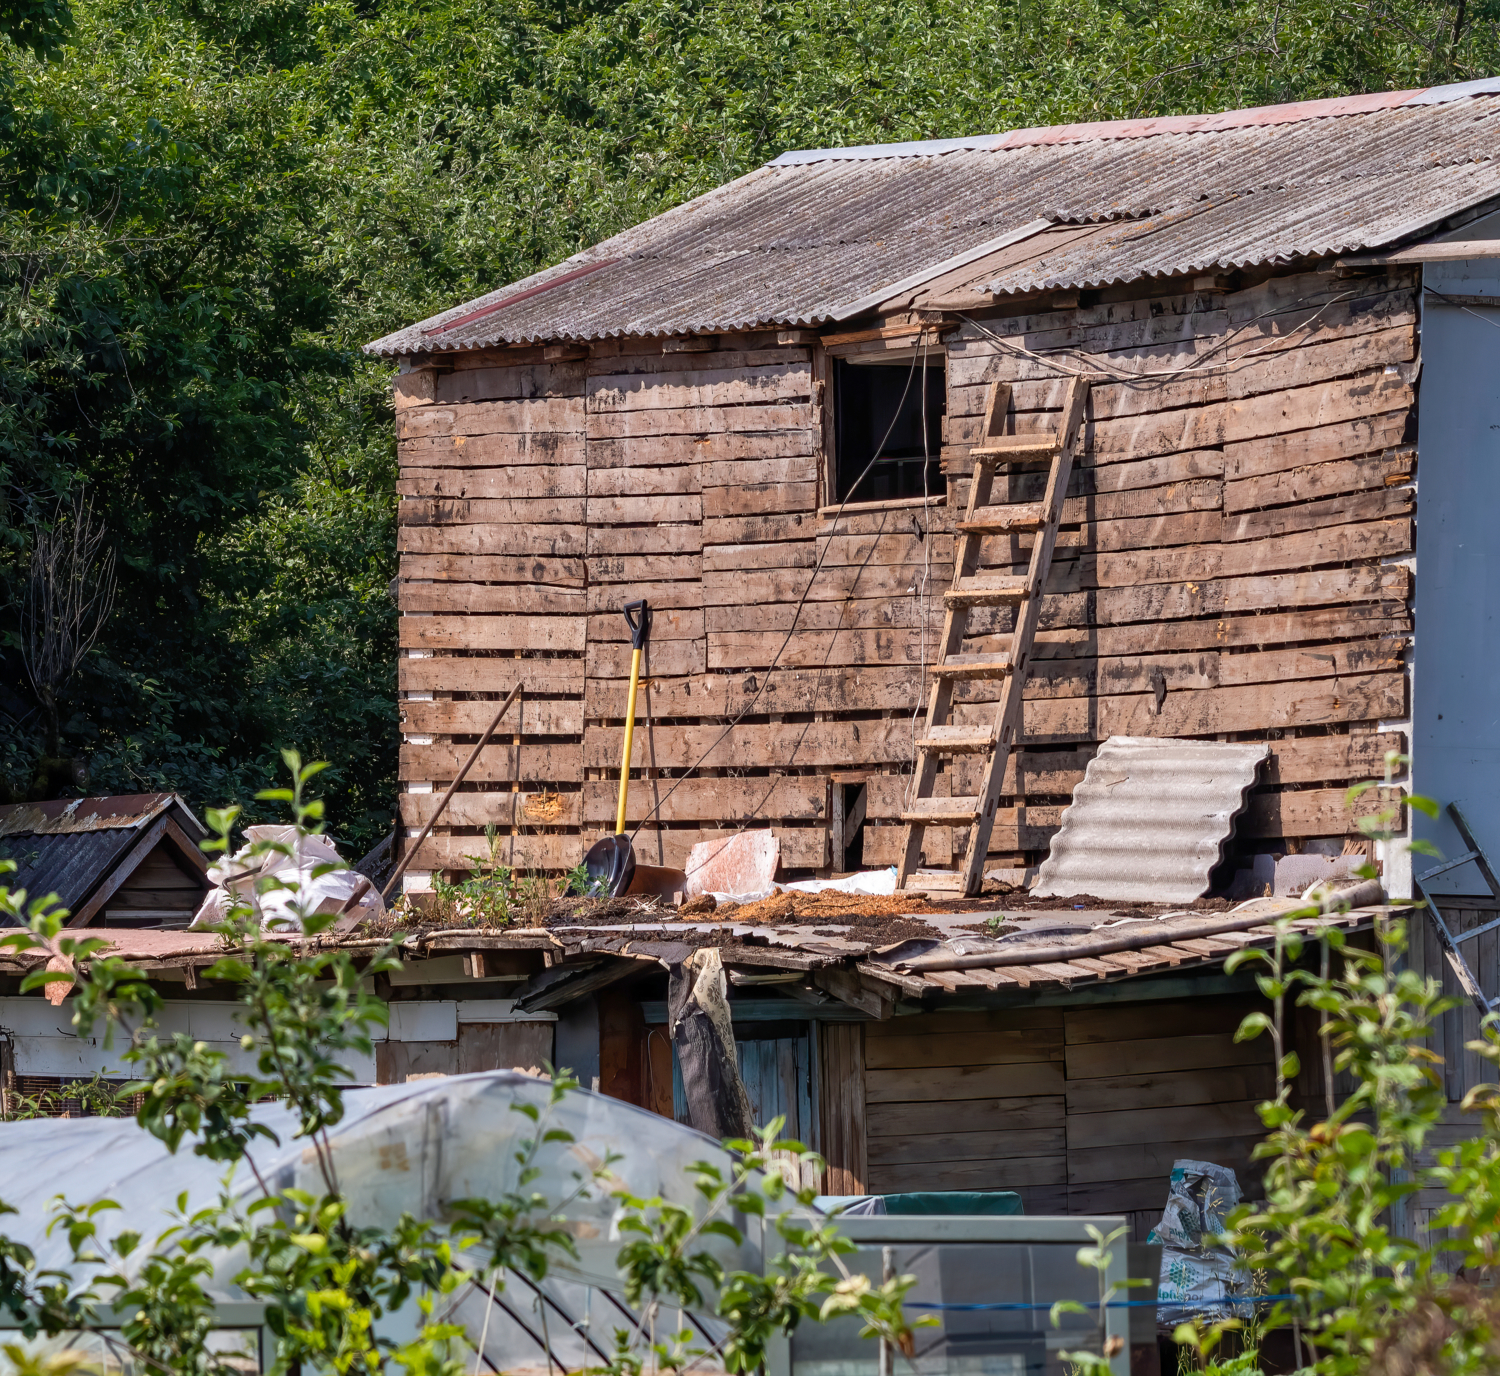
[0,794,195,839]
[1032,737,1270,904]
[367,82,1500,354]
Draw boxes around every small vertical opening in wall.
[831,355,944,502]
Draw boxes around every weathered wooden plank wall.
[864,266,1416,865]
[859,997,1276,1228]
[394,264,1415,878]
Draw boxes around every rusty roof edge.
[768,80,1500,166]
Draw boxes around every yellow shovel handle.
[615,645,644,835]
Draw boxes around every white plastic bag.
[191,825,384,931]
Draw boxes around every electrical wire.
[628,336,937,842]
[957,286,1361,384]
[626,279,1376,842]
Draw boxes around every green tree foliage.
[1,0,1498,845]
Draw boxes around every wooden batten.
[394,264,1417,882]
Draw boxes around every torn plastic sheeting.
[1148,1159,1247,1328]
[0,1073,762,1372]
[191,824,385,931]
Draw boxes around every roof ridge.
[768,77,1500,167]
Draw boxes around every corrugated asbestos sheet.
[0,897,1382,1003]
[367,80,1500,353]
[1032,737,1270,904]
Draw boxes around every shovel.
[579,599,651,896]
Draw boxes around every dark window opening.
[832,356,945,503]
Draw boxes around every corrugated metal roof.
[1032,737,1270,904]
[367,80,1500,354]
[3,887,1385,1005]
[0,794,199,839]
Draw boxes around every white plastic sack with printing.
[1148,1158,1247,1329]
[190,824,385,931]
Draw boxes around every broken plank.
[398,656,584,695]
[399,790,584,829]
[1224,485,1411,542]
[399,741,582,784]
[399,582,585,615]
[397,397,585,440]
[585,402,814,440]
[398,615,586,653]
[583,346,808,378]
[398,524,586,558]
[400,699,584,736]
[580,776,827,825]
[1224,447,1413,513]
[1224,370,1412,445]
[587,363,812,412]
[1223,409,1410,479]
[396,466,586,499]
[400,553,585,587]
[1242,786,1402,837]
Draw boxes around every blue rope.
[905,1294,1295,1312]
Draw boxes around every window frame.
[816,339,948,516]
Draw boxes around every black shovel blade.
[579,833,635,897]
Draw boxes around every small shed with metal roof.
[0,794,211,929]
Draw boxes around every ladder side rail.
[954,376,1091,895]
[895,385,1009,889]
[1417,879,1493,1012]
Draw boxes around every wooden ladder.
[896,375,1091,897]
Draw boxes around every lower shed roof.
[0,884,1385,1013]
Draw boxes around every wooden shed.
[0,794,211,929]
[365,82,1500,906]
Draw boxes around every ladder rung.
[1418,850,1481,882]
[970,437,1060,464]
[902,795,982,825]
[958,502,1045,535]
[932,653,1013,681]
[944,576,1030,607]
[899,871,967,893]
[915,727,995,755]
